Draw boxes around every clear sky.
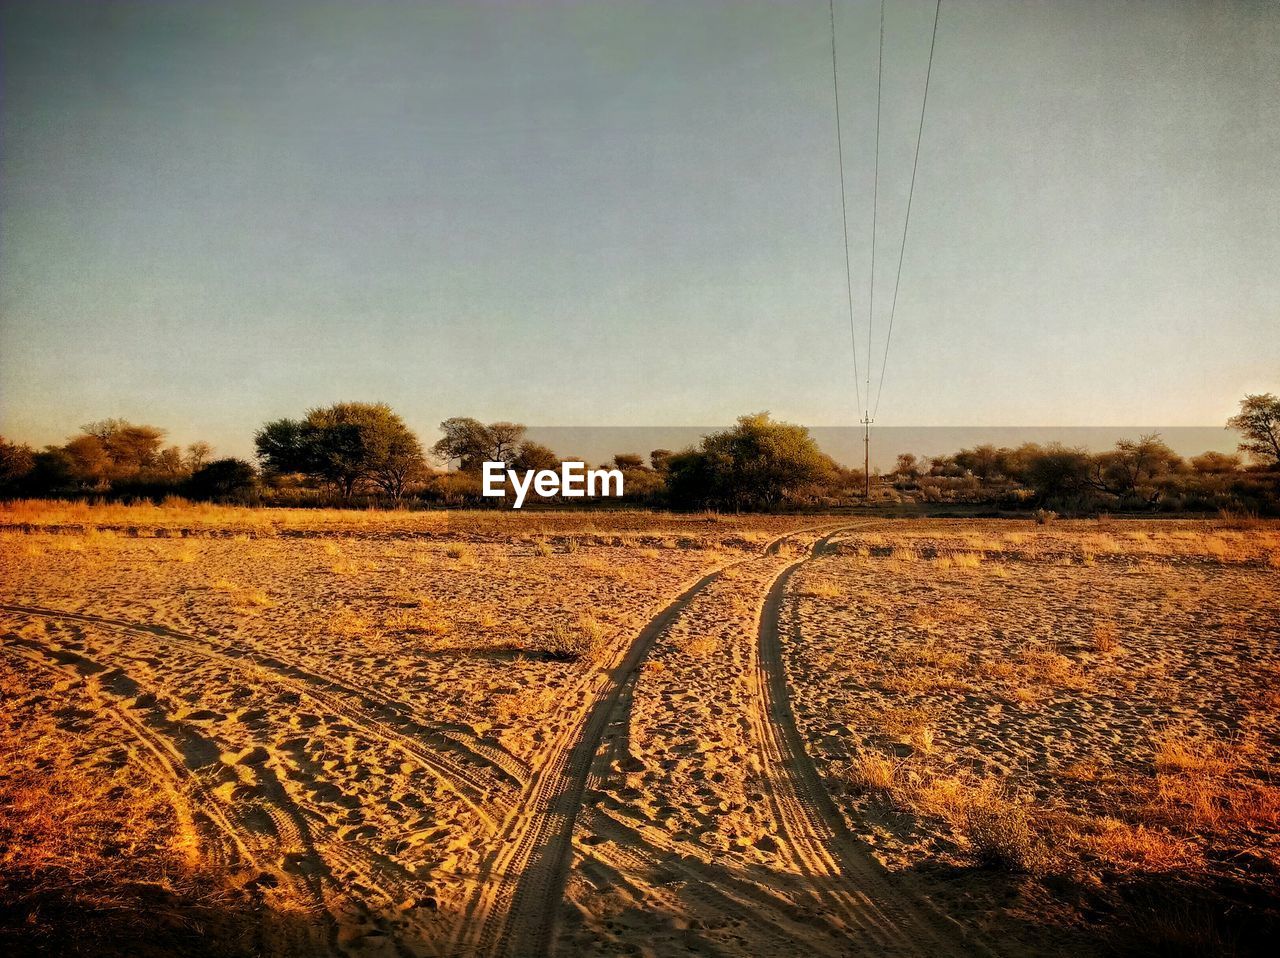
[1,0,1277,459]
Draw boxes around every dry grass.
[845,750,897,795]
[210,578,274,609]
[959,791,1048,872]
[0,665,260,957]
[792,516,1279,941]
[1092,620,1119,654]
[539,614,608,662]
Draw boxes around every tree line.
[1,393,1277,513]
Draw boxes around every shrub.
[962,794,1046,872]
[184,458,258,503]
[846,750,897,795]
[1034,508,1058,525]
[540,615,606,662]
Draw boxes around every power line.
[827,0,862,414]
[872,0,942,420]
[866,0,885,415]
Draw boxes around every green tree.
[1227,393,1280,467]
[432,418,527,471]
[255,402,424,501]
[667,413,838,511]
[185,458,258,503]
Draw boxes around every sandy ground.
[787,521,1280,954]
[2,505,1277,956]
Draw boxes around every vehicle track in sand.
[4,525,990,957]
[1,607,494,954]
[1,636,339,958]
[450,526,849,958]
[553,526,865,956]
[552,524,993,957]
[748,530,985,956]
[0,604,518,824]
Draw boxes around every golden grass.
[845,750,897,794]
[539,614,607,662]
[0,665,260,957]
[384,604,451,636]
[797,519,1279,901]
[802,578,842,599]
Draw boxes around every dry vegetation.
[2,505,1278,956]
[788,519,1280,954]
[0,501,817,956]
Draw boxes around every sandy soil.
[787,520,1280,954]
[2,505,1277,956]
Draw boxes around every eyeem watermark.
[482,461,624,509]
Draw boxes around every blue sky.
[1,0,1276,458]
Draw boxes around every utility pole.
[861,411,873,500]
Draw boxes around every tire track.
[571,633,856,956]
[1,635,338,958]
[0,603,512,826]
[576,807,856,957]
[1,640,245,870]
[553,525,869,957]
[750,530,987,956]
[4,615,469,952]
[451,567,727,957]
[451,525,849,958]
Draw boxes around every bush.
[184,459,258,503]
[962,795,1047,872]
[845,750,897,795]
[539,615,606,662]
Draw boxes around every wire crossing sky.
[1,0,1277,458]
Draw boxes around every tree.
[62,434,112,487]
[26,448,78,496]
[1088,433,1183,502]
[77,419,166,479]
[1227,393,1280,467]
[185,458,258,503]
[954,444,1022,481]
[156,445,188,479]
[432,418,527,471]
[894,453,921,480]
[1022,444,1092,502]
[255,402,425,501]
[254,419,309,474]
[0,438,34,496]
[352,406,426,501]
[1190,451,1242,474]
[511,441,561,473]
[185,441,213,471]
[611,453,646,471]
[649,449,674,472]
[927,455,963,478]
[667,413,839,510]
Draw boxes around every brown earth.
[2,503,1277,956]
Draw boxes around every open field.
[2,503,1277,956]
